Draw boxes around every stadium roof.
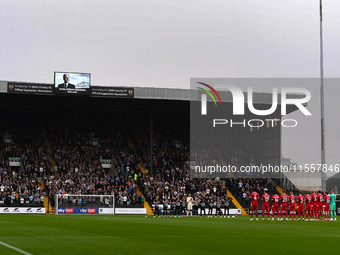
[0,80,305,107]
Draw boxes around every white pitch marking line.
[0,241,33,255]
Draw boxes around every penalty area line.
[0,241,33,255]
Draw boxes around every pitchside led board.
[54,72,91,95]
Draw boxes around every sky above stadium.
[0,0,339,173]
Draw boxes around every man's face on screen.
[63,74,70,83]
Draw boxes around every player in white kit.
[187,193,193,217]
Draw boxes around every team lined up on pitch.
[249,189,337,221]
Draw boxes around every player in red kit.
[304,193,312,221]
[288,192,296,221]
[297,192,305,221]
[261,190,270,221]
[250,190,259,221]
[324,192,331,221]
[280,191,289,221]
[271,193,280,221]
[317,190,324,221]
[310,190,318,221]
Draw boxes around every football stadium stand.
[0,80,303,215]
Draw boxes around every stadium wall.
[0,80,7,93]
[284,171,321,192]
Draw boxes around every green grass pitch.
[0,215,339,255]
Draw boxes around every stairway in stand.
[43,195,55,215]
[276,185,284,195]
[226,189,248,215]
[41,126,55,214]
[41,126,57,171]
[40,181,54,214]
[128,138,153,215]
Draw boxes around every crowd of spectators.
[0,112,144,207]
[133,115,283,213]
[0,110,281,211]
[0,170,44,207]
[132,116,237,210]
[0,113,48,207]
[44,112,144,207]
[45,168,144,208]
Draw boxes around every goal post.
[55,194,115,215]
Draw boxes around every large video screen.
[54,72,91,95]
